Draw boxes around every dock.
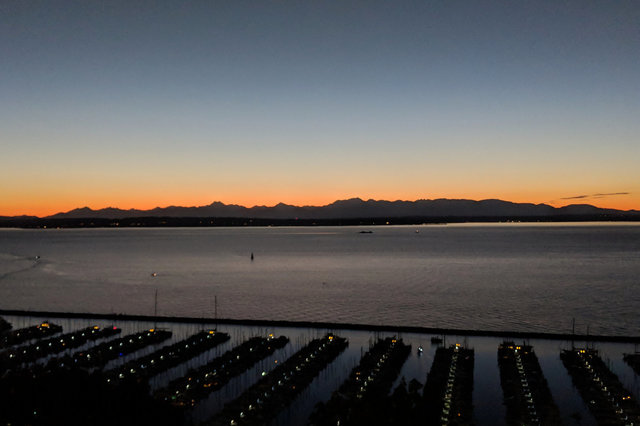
[208,334,348,426]
[155,334,289,407]
[423,344,475,425]
[561,348,640,425]
[498,342,561,425]
[309,336,411,425]
[0,321,62,349]
[1,325,120,370]
[105,330,230,384]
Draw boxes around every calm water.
[1,223,639,336]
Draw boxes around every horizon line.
[4,196,639,219]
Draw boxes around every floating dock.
[105,330,230,383]
[208,334,348,426]
[54,328,172,369]
[2,312,640,426]
[561,348,640,425]
[0,321,62,349]
[1,325,120,369]
[309,336,411,425]
[423,344,475,425]
[155,334,289,407]
[497,342,561,425]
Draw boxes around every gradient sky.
[1,0,639,216]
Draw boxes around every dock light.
[93,326,99,330]
[328,335,334,341]
[209,330,215,335]
[149,329,155,332]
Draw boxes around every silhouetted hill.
[0,215,38,220]
[31,198,640,220]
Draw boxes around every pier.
[1,325,120,370]
[0,321,62,349]
[498,342,561,425]
[309,336,411,425]
[2,312,640,425]
[561,348,640,425]
[54,328,172,369]
[208,334,348,426]
[423,344,475,425]
[105,330,230,384]
[155,334,289,407]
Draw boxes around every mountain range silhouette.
[32,198,637,220]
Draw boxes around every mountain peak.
[13,198,637,221]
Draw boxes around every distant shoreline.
[1,215,639,229]
[1,309,639,343]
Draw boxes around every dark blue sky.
[1,1,639,214]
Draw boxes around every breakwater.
[2,309,639,343]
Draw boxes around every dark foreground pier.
[309,336,411,425]
[1,311,640,425]
[498,342,561,425]
[561,348,640,425]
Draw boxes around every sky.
[1,0,639,216]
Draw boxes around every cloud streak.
[560,195,589,200]
[561,192,629,200]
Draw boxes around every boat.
[417,345,424,355]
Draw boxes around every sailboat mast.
[154,289,158,329]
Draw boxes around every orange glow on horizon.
[2,191,638,218]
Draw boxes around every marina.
[1,312,640,425]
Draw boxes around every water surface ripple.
[0,223,638,336]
